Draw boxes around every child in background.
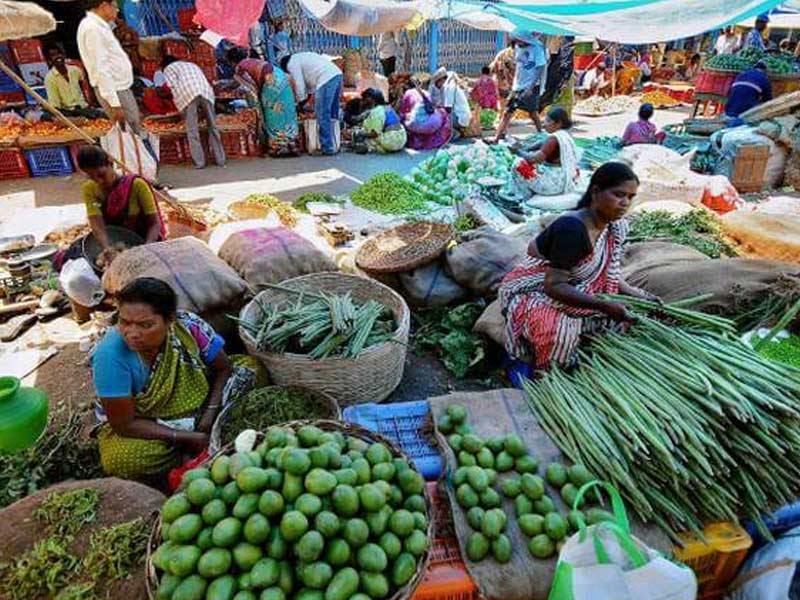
[621,103,665,146]
[470,65,499,110]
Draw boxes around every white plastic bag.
[100,123,158,182]
[549,481,697,600]
[60,258,105,307]
[302,119,341,154]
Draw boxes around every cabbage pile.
[405,143,515,206]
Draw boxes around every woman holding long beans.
[499,162,660,371]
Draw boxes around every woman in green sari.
[91,278,265,480]
[234,58,300,157]
[361,88,407,153]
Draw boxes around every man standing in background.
[378,31,407,77]
[744,15,769,51]
[715,27,741,55]
[77,0,142,134]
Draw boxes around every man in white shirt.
[378,31,406,77]
[280,52,343,155]
[162,56,225,169]
[77,0,141,135]
[715,27,740,55]
[430,68,471,137]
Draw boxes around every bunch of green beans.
[524,315,800,541]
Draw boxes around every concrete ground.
[0,105,691,408]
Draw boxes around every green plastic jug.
[0,376,48,453]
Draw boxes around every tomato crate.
[695,69,736,98]
[217,129,253,158]
[162,39,192,61]
[140,59,160,82]
[0,148,30,180]
[0,90,25,105]
[24,146,74,177]
[158,134,191,164]
[342,400,443,480]
[9,39,44,64]
[674,522,752,600]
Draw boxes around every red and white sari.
[499,219,628,371]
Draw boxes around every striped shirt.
[163,60,215,112]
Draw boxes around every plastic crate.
[342,400,443,481]
[0,90,25,105]
[162,39,192,61]
[674,522,752,600]
[23,146,74,177]
[218,129,252,158]
[695,70,736,98]
[158,134,191,164]
[9,39,44,64]
[140,59,160,82]
[0,148,30,180]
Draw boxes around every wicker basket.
[146,420,433,600]
[239,273,410,404]
[208,385,342,453]
[356,222,454,275]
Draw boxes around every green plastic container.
[0,376,48,453]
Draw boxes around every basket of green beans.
[238,273,410,405]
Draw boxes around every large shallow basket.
[356,222,454,275]
[147,419,433,600]
[239,273,410,404]
[209,385,342,453]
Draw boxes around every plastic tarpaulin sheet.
[194,0,264,46]
[451,0,787,43]
[296,0,430,35]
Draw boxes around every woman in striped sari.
[499,162,659,372]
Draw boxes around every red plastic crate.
[162,39,192,61]
[0,148,29,180]
[695,70,736,98]
[413,482,480,600]
[192,41,216,62]
[140,59,159,82]
[9,39,44,64]
[177,8,200,32]
[158,134,190,164]
[218,129,251,157]
[0,90,25,105]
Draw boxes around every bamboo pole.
[0,57,187,215]
[611,44,617,97]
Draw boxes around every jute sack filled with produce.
[473,299,507,347]
[398,258,469,307]
[103,237,247,313]
[444,227,527,296]
[218,227,336,292]
[0,478,164,600]
[428,389,670,600]
[623,241,800,315]
[720,211,800,264]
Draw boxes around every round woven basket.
[209,385,342,453]
[356,222,454,275]
[239,273,410,404]
[146,420,433,600]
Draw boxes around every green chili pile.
[351,172,427,214]
[524,308,800,540]
[34,489,101,537]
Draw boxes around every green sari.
[98,321,264,480]
[364,105,407,153]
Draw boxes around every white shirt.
[715,34,740,55]
[163,61,215,112]
[286,52,342,100]
[442,76,471,128]
[77,11,134,108]
[378,31,405,60]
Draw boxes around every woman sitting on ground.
[621,103,665,146]
[500,162,659,372]
[359,88,407,153]
[519,107,580,196]
[398,78,451,150]
[92,277,266,480]
[233,56,300,157]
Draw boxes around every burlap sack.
[428,389,671,600]
[473,299,507,347]
[622,242,800,314]
[444,228,527,297]
[217,227,336,292]
[397,259,468,307]
[103,237,248,313]
[720,211,800,264]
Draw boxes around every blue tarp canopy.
[444,0,791,42]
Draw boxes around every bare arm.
[88,214,111,250]
[144,213,161,244]
[196,351,234,433]
[544,268,635,322]
[101,396,208,451]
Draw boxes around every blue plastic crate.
[24,146,74,178]
[343,400,443,481]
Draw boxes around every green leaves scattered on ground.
[413,303,488,378]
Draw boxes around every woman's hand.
[603,301,637,323]
[196,408,218,434]
[620,281,661,303]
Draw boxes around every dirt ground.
[0,106,691,411]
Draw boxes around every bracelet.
[207,404,220,410]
